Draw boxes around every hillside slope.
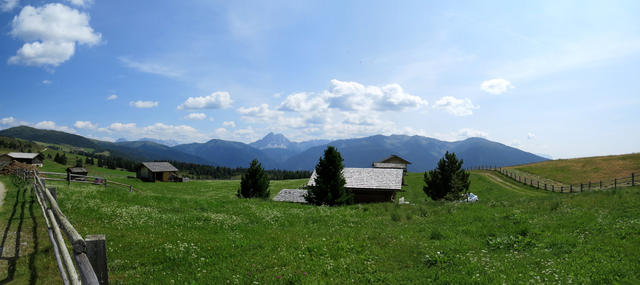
[508,153,640,184]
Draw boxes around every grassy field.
[2,164,640,284]
[509,153,640,185]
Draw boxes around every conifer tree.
[305,146,352,206]
[423,151,470,201]
[237,159,270,198]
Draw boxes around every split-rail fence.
[15,168,110,285]
[472,166,637,192]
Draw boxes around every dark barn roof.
[140,162,178,172]
[6,152,42,159]
[66,167,88,173]
[378,154,412,165]
[307,168,403,191]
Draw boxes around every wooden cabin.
[372,154,412,173]
[136,162,179,182]
[66,167,88,181]
[307,168,404,203]
[0,152,44,167]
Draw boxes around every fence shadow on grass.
[0,182,39,285]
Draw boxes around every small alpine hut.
[137,162,179,182]
[0,152,44,167]
[66,167,88,181]
[372,154,412,173]
[307,168,404,203]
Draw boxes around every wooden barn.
[0,152,44,167]
[136,162,179,182]
[66,167,88,181]
[372,154,412,173]
[307,168,404,203]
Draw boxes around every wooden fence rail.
[15,168,109,285]
[39,171,137,192]
[470,165,637,192]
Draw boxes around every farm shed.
[66,167,88,181]
[372,154,411,173]
[137,162,179,182]
[0,152,44,167]
[307,168,404,203]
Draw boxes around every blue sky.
[1,0,639,159]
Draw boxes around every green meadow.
[2,162,640,284]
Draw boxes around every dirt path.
[0,181,5,207]
[477,171,546,197]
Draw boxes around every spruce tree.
[237,159,270,198]
[423,151,470,201]
[305,146,352,206]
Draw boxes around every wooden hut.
[66,167,88,181]
[136,162,179,182]
[372,154,412,173]
[0,152,44,167]
[307,168,404,203]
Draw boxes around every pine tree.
[60,153,68,165]
[75,158,83,167]
[54,153,61,164]
[305,146,352,206]
[237,159,270,198]
[423,151,470,201]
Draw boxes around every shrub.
[237,159,270,198]
[423,151,470,201]
[305,146,352,206]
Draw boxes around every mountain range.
[0,126,548,171]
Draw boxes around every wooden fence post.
[561,186,563,192]
[633,173,635,187]
[580,184,583,192]
[104,179,107,189]
[86,235,109,285]
[48,187,57,201]
[552,185,554,192]
[588,181,591,191]
[600,181,602,190]
[614,178,617,189]
[570,185,573,192]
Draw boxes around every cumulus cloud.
[74,120,97,129]
[34,120,76,133]
[527,132,536,140]
[65,0,93,8]
[98,122,207,143]
[42,79,52,84]
[433,96,478,116]
[8,3,101,67]
[178,92,232,110]
[324,79,428,111]
[480,78,514,95]
[184,113,207,120]
[434,128,489,142]
[1,0,19,12]
[129,100,158,108]
[223,121,236,128]
[1,116,17,125]
[107,94,118,100]
[279,92,328,112]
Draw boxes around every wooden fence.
[39,171,137,192]
[471,165,637,192]
[15,168,109,285]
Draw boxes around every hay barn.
[372,154,411,173]
[137,162,179,182]
[307,168,404,203]
[66,167,88,181]
[0,152,44,167]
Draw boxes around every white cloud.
[1,116,16,125]
[73,120,97,129]
[118,57,184,79]
[8,3,101,67]
[65,0,93,8]
[42,79,52,84]
[480,78,514,95]
[222,121,236,128]
[237,103,279,119]
[178,92,232,110]
[279,92,328,112]
[433,96,477,116]
[527,132,536,140]
[99,122,208,143]
[107,94,118,100]
[434,128,489,142]
[184,113,207,120]
[1,0,19,12]
[34,120,76,133]
[324,79,428,111]
[129,100,158,108]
